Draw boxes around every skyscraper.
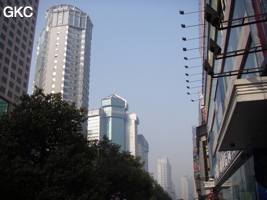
[125,113,139,155]
[157,157,176,199]
[181,175,195,200]
[101,94,128,150]
[88,94,150,170]
[33,4,93,110]
[0,0,39,114]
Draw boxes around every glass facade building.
[101,94,128,151]
[88,94,149,171]
[193,0,267,199]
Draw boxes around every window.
[14,46,19,52]
[10,72,15,79]
[19,60,24,66]
[8,39,12,47]
[15,37,20,44]
[3,67,8,74]
[6,48,11,56]
[0,86,6,93]
[17,77,21,84]
[17,29,21,36]
[2,24,7,32]
[9,31,14,38]
[15,86,20,92]
[10,22,15,30]
[5,57,10,65]
[9,81,14,88]
[7,91,12,98]
[13,54,17,61]
[1,33,6,40]
[12,63,16,70]
[2,76,7,83]
[18,21,23,28]
[20,52,25,57]
[23,35,27,42]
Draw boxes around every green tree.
[92,136,154,200]
[0,88,96,199]
[149,180,173,200]
[0,88,171,200]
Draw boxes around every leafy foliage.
[0,89,172,200]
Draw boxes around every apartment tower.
[34,4,93,110]
[0,0,39,114]
[157,157,176,199]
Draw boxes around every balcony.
[218,77,267,151]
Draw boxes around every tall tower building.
[33,4,93,110]
[181,175,195,200]
[137,134,149,171]
[101,94,128,150]
[157,157,176,199]
[88,94,149,168]
[0,0,39,114]
[125,113,139,155]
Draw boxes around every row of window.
[0,0,38,8]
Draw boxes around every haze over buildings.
[157,157,176,199]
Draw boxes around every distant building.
[157,157,176,199]
[181,175,195,200]
[125,113,139,155]
[88,94,149,171]
[137,134,149,171]
[87,108,106,141]
[101,94,128,150]
[0,0,39,114]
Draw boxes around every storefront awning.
[217,77,267,151]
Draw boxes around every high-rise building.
[33,4,93,110]
[87,108,106,141]
[0,0,39,114]
[157,157,176,199]
[181,175,195,200]
[190,0,267,199]
[125,113,139,155]
[137,134,149,171]
[101,94,128,150]
[88,94,149,170]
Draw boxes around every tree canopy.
[0,89,172,200]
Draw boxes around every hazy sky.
[28,0,202,197]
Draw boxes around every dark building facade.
[0,0,39,114]
[192,0,267,199]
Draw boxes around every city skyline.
[28,0,200,196]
